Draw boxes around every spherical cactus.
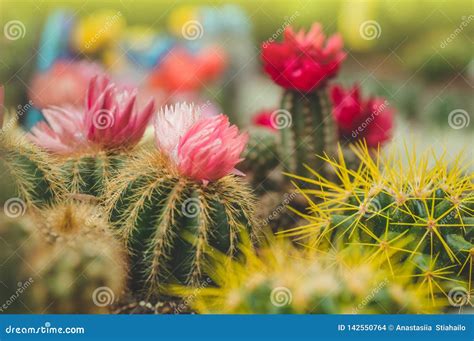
[106,149,257,295]
[283,143,474,285]
[240,127,280,185]
[24,201,127,313]
[173,236,438,314]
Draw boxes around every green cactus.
[172,235,439,314]
[0,130,64,207]
[282,143,474,285]
[105,150,257,296]
[241,127,280,185]
[279,89,336,177]
[25,201,127,313]
[58,150,125,197]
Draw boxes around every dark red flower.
[252,110,277,131]
[331,84,394,147]
[262,23,346,92]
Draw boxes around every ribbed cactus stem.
[0,132,64,207]
[106,151,257,297]
[280,89,336,177]
[60,151,124,197]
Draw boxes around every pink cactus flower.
[84,75,155,150]
[176,115,248,182]
[154,103,201,159]
[29,106,88,154]
[29,60,103,109]
[252,109,278,131]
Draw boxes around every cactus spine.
[283,143,474,284]
[280,89,336,177]
[106,150,257,296]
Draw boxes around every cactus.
[240,127,280,185]
[57,150,126,197]
[0,130,64,207]
[280,90,336,177]
[105,149,257,296]
[171,234,439,314]
[282,142,474,285]
[24,201,127,313]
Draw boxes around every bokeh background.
[0,0,472,313]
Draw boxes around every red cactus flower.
[252,110,277,131]
[262,23,346,92]
[330,84,394,147]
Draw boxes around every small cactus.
[25,201,127,313]
[171,234,438,314]
[240,127,280,185]
[282,143,474,285]
[105,149,257,295]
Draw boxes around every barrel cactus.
[27,75,154,197]
[25,201,127,313]
[171,235,438,314]
[106,104,257,296]
[282,143,474,285]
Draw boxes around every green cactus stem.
[105,150,257,297]
[0,131,64,207]
[280,89,336,177]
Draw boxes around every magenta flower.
[29,106,88,154]
[176,115,248,182]
[84,75,155,150]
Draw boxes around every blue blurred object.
[24,107,44,131]
[37,10,75,72]
[200,5,251,37]
[123,32,175,69]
